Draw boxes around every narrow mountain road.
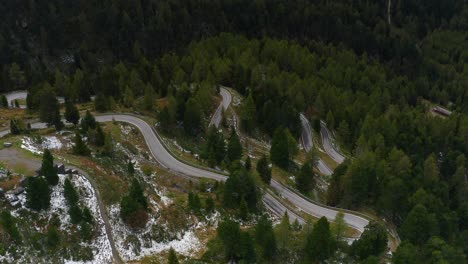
[208,86,232,128]
[69,166,123,264]
[300,113,333,176]
[1,90,369,233]
[320,121,345,164]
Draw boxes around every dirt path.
[0,148,122,263]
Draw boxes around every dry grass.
[0,174,22,191]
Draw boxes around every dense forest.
[0,0,467,263]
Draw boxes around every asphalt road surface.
[208,86,232,128]
[97,114,368,232]
[1,91,369,234]
[321,121,345,164]
[3,90,64,108]
[300,113,333,176]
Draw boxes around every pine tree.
[270,127,290,169]
[26,176,51,211]
[80,111,96,132]
[350,221,388,260]
[94,93,109,112]
[73,131,91,156]
[123,86,134,107]
[41,149,59,185]
[296,162,315,194]
[143,83,155,110]
[240,232,256,263]
[0,95,8,108]
[10,119,21,135]
[102,132,114,157]
[205,197,215,213]
[257,155,272,184]
[82,207,94,224]
[239,196,249,220]
[158,106,170,131]
[0,211,21,243]
[69,204,83,224]
[332,211,346,242]
[240,92,256,133]
[38,84,62,129]
[217,219,241,261]
[46,226,60,249]
[304,217,335,262]
[203,126,225,166]
[245,156,252,171]
[276,212,291,249]
[127,160,135,175]
[255,215,277,260]
[94,124,106,146]
[120,178,149,228]
[64,178,79,206]
[227,130,242,162]
[64,101,80,125]
[168,247,179,264]
[184,98,202,136]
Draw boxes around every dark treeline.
[0,0,467,105]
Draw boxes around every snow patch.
[10,173,113,263]
[21,136,64,155]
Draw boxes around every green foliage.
[82,207,94,224]
[350,221,388,260]
[120,178,148,228]
[46,226,61,249]
[222,168,258,212]
[256,155,271,184]
[127,160,135,175]
[0,95,8,108]
[64,101,80,125]
[296,162,315,194]
[227,130,242,162]
[80,111,97,132]
[202,126,225,167]
[184,98,202,136]
[238,196,248,220]
[304,217,335,262]
[401,204,439,245]
[10,119,22,135]
[73,131,91,156]
[270,127,290,169]
[93,124,106,146]
[0,211,21,243]
[69,205,83,224]
[168,247,179,264]
[64,178,79,206]
[205,197,215,213]
[255,215,277,260]
[26,176,51,211]
[244,156,251,171]
[217,219,241,261]
[41,149,58,185]
[38,85,62,129]
[188,192,201,212]
[276,212,291,250]
[240,92,256,133]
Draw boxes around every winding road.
[300,113,333,176]
[2,90,370,249]
[3,90,64,108]
[320,121,345,164]
[208,86,232,128]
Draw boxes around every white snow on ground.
[108,200,209,262]
[21,136,64,155]
[10,174,113,264]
